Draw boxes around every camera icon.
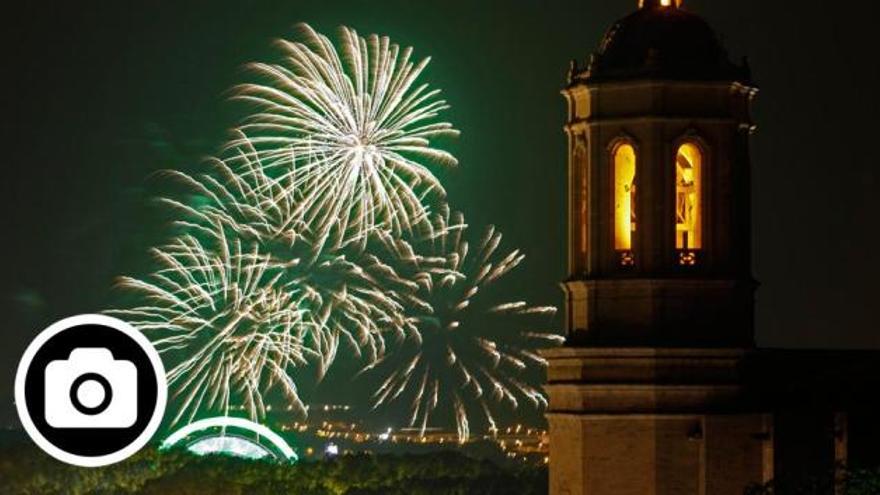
[44,348,138,429]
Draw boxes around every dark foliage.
[0,440,547,495]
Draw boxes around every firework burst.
[109,230,313,424]
[232,23,459,252]
[160,134,429,368]
[111,25,561,433]
[360,210,562,441]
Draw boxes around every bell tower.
[546,2,769,494]
[562,0,758,346]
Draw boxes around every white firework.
[109,25,562,437]
[360,210,562,442]
[109,230,314,424]
[232,23,459,252]
[160,133,431,368]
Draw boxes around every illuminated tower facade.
[545,1,768,494]
[561,0,758,346]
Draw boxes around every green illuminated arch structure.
[161,416,298,462]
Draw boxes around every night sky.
[1,0,878,426]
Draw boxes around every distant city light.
[379,428,392,441]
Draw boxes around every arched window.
[675,142,702,264]
[613,143,637,265]
[574,137,587,260]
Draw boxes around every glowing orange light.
[640,0,682,7]
[614,143,637,252]
[675,143,702,251]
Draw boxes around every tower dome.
[584,1,749,82]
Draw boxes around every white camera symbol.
[44,348,138,428]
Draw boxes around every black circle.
[22,323,162,457]
[69,373,113,416]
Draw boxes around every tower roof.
[582,1,750,83]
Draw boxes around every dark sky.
[1,0,878,426]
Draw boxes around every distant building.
[543,1,880,493]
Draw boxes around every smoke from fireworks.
[233,23,459,253]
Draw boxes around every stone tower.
[544,1,768,494]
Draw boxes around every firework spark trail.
[360,209,563,442]
[231,23,459,253]
[109,229,314,424]
[158,132,303,244]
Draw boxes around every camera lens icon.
[45,348,138,429]
[15,314,167,467]
[70,373,113,415]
